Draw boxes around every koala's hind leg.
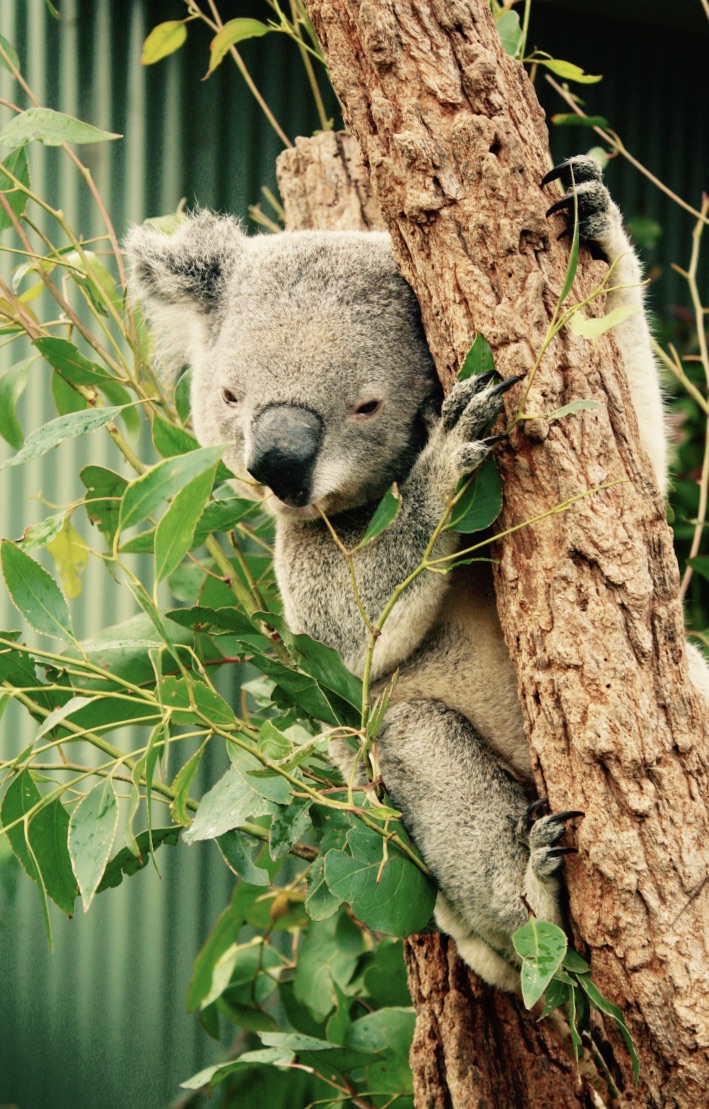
[543,155,668,496]
[376,700,580,989]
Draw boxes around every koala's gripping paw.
[542,156,616,255]
[440,372,522,477]
[518,800,584,881]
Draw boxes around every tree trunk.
[279,3,709,1095]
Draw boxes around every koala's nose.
[248,404,323,507]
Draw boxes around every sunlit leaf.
[207,18,271,76]
[0,34,20,74]
[47,517,87,599]
[551,113,609,129]
[536,59,602,83]
[141,21,187,65]
[495,9,522,57]
[155,463,217,581]
[568,304,640,347]
[544,398,600,423]
[119,444,224,532]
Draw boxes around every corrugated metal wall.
[0,3,706,1108]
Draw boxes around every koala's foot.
[518,801,584,923]
[542,156,620,259]
[440,372,522,476]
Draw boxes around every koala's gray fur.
[127,157,709,991]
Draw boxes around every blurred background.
[0,1,707,1107]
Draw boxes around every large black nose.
[248,404,323,507]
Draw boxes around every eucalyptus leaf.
[512,918,568,1009]
[208,19,271,75]
[183,749,292,845]
[446,455,502,534]
[0,108,121,149]
[0,404,129,472]
[536,58,602,83]
[155,463,217,581]
[354,484,402,549]
[97,827,181,892]
[544,398,600,423]
[458,333,495,381]
[1,541,75,642]
[0,355,33,448]
[0,147,30,234]
[67,778,118,911]
[141,20,188,65]
[119,444,224,532]
[0,34,20,74]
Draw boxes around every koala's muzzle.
[248,404,323,507]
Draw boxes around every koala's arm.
[278,374,517,681]
[544,157,668,496]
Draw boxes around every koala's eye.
[354,399,382,418]
[222,387,240,407]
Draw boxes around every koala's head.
[127,212,441,519]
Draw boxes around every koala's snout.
[248,404,323,507]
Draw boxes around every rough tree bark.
[280,4,709,1102]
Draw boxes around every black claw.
[557,227,573,241]
[547,846,578,858]
[550,810,585,823]
[490,373,525,397]
[481,433,507,447]
[524,797,549,824]
[541,160,574,189]
[546,195,574,220]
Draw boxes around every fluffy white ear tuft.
[125,211,245,372]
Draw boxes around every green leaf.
[551,113,609,129]
[17,513,65,550]
[293,910,366,1023]
[155,463,217,581]
[0,355,32,448]
[188,883,262,1011]
[97,827,181,892]
[627,215,663,251]
[562,947,591,974]
[119,444,225,532]
[0,147,30,234]
[513,919,568,1009]
[34,336,114,387]
[217,829,270,886]
[158,674,236,728]
[269,797,312,860]
[495,9,522,57]
[80,464,128,548]
[141,20,187,64]
[68,779,118,911]
[257,612,363,718]
[183,749,292,845]
[558,174,580,306]
[306,854,343,920]
[538,975,568,1019]
[536,59,602,83]
[170,745,205,826]
[0,404,129,472]
[446,455,503,533]
[180,1050,294,1092]
[345,1008,416,1093]
[458,333,495,381]
[0,34,20,74]
[324,823,435,936]
[0,541,75,642]
[354,484,402,549]
[208,19,271,75]
[0,108,121,149]
[1,771,53,944]
[568,304,640,346]
[26,796,78,915]
[174,370,192,424]
[152,411,199,457]
[544,398,600,423]
[577,975,640,1087]
[166,604,256,637]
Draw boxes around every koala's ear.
[125,211,245,369]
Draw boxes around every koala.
[127,156,709,991]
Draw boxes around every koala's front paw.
[440,372,522,477]
[542,156,616,256]
[519,800,584,880]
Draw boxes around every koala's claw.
[540,156,602,191]
[520,806,583,878]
